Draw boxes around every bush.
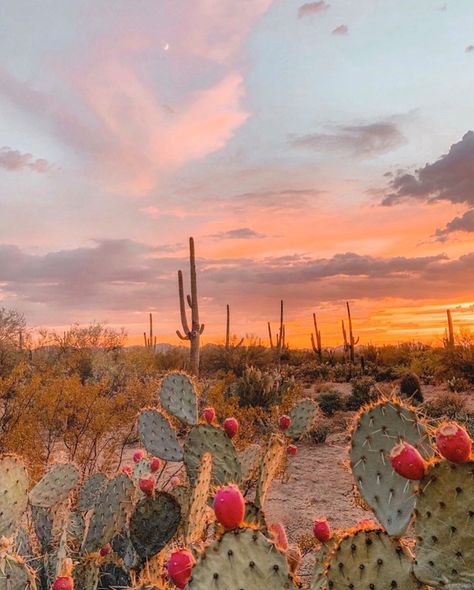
[447,376,471,393]
[423,391,466,419]
[400,373,423,402]
[307,422,331,444]
[317,391,345,417]
[346,376,377,411]
[231,366,296,408]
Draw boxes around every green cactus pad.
[83,473,135,554]
[0,553,37,590]
[310,543,332,590]
[255,435,285,509]
[286,398,319,440]
[413,460,474,588]
[187,528,296,590]
[99,563,131,590]
[184,424,241,486]
[133,458,151,484]
[239,444,262,483]
[185,452,213,543]
[31,506,53,553]
[29,463,79,508]
[0,455,29,538]
[350,399,433,536]
[325,529,420,590]
[159,371,198,425]
[67,510,85,545]
[129,492,181,560]
[111,529,140,570]
[137,408,183,462]
[78,473,108,512]
[73,557,100,590]
[14,528,33,562]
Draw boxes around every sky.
[0,0,474,347]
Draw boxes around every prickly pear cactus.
[325,529,420,590]
[99,563,132,590]
[413,460,474,588]
[286,398,319,440]
[111,529,140,570]
[129,492,181,560]
[184,424,241,486]
[0,455,29,538]
[133,458,151,484]
[67,510,85,545]
[73,556,100,590]
[0,539,37,590]
[185,453,213,543]
[255,435,285,509]
[78,473,108,512]
[159,372,198,426]
[29,463,79,508]
[350,399,433,536]
[31,505,53,553]
[138,408,183,462]
[239,443,262,483]
[310,542,332,590]
[244,502,267,531]
[83,473,135,553]
[187,528,296,590]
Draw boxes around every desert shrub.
[230,366,297,408]
[346,376,377,411]
[423,391,466,419]
[400,372,423,402]
[307,422,331,444]
[317,391,345,417]
[447,375,471,393]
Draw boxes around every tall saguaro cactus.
[445,308,455,348]
[342,301,359,363]
[310,312,322,361]
[143,313,156,351]
[268,300,285,353]
[225,305,243,350]
[176,237,204,376]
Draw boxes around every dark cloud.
[0,147,50,172]
[292,122,405,157]
[210,228,266,240]
[298,1,329,18]
[332,25,348,35]
[382,131,474,206]
[227,188,321,213]
[465,45,474,53]
[434,209,474,240]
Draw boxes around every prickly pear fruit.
[223,417,239,438]
[269,522,289,551]
[139,475,156,497]
[53,577,74,590]
[313,519,331,543]
[435,422,472,464]
[167,548,195,589]
[150,457,161,472]
[390,442,427,480]
[287,444,297,456]
[279,415,291,431]
[99,543,112,557]
[170,476,180,488]
[121,465,133,476]
[133,450,146,463]
[203,407,216,424]
[213,484,245,529]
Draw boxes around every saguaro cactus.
[225,304,243,350]
[445,308,455,348]
[176,237,204,376]
[342,301,359,363]
[310,312,322,361]
[268,300,285,353]
[143,313,156,351]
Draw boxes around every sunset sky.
[1,0,474,347]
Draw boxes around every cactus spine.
[176,237,204,376]
[311,312,322,361]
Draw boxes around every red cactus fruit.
[203,407,216,424]
[390,442,427,480]
[133,449,146,463]
[287,444,297,456]
[167,548,195,589]
[150,457,161,472]
[139,474,156,497]
[99,543,112,557]
[313,519,331,543]
[121,465,133,477]
[52,577,74,590]
[223,417,239,438]
[170,476,180,488]
[269,522,289,551]
[213,484,245,529]
[436,422,472,464]
[279,415,291,431]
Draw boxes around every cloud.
[466,45,474,53]
[332,25,348,35]
[292,121,406,157]
[434,209,474,240]
[210,227,266,240]
[226,188,321,213]
[0,147,50,173]
[382,131,474,206]
[298,1,330,18]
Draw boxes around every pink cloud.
[0,147,50,173]
[332,24,349,35]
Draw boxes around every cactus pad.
[29,463,79,508]
[73,557,100,590]
[413,459,474,588]
[31,506,53,553]
[184,424,241,486]
[78,473,108,512]
[350,399,433,536]
[187,528,296,590]
[0,455,29,538]
[83,473,135,553]
[255,435,285,509]
[133,458,151,484]
[159,372,198,425]
[99,564,131,590]
[0,552,37,590]
[185,452,213,543]
[239,444,262,483]
[325,529,419,590]
[286,398,319,440]
[129,492,181,560]
[138,408,183,462]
